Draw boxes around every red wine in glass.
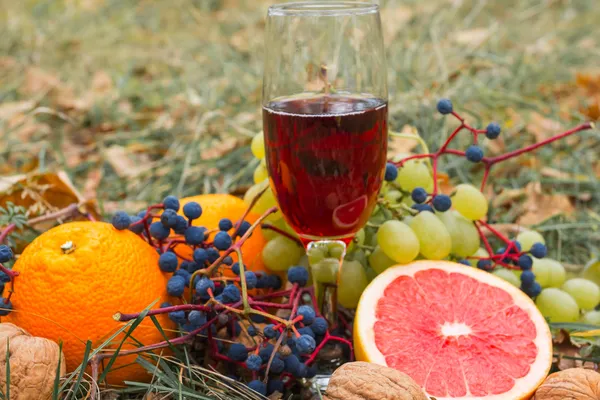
[263,94,388,246]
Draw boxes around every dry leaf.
[201,137,246,160]
[91,70,113,94]
[453,28,490,47]
[104,146,150,178]
[380,7,413,43]
[83,169,103,200]
[517,182,575,226]
[0,100,36,121]
[527,112,563,142]
[492,187,526,208]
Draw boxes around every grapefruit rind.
[354,260,553,400]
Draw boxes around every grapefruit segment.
[354,260,552,400]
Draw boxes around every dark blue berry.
[158,252,179,273]
[496,247,506,255]
[465,145,484,163]
[267,379,285,395]
[228,321,242,337]
[477,259,493,271]
[250,314,266,324]
[207,248,220,263]
[238,220,252,236]
[193,248,208,265]
[530,243,547,259]
[173,216,188,234]
[296,334,316,354]
[221,256,233,266]
[486,122,501,139]
[437,98,453,114]
[168,310,186,324]
[305,365,318,379]
[265,275,282,289]
[384,163,398,182]
[149,222,170,241]
[264,324,278,339]
[247,325,258,336]
[137,210,147,219]
[111,211,131,230]
[0,299,12,316]
[245,271,258,289]
[246,354,262,371]
[288,266,309,287]
[511,241,522,253]
[167,275,186,296]
[411,204,434,213]
[259,343,275,363]
[247,380,266,396]
[297,305,315,325]
[163,196,180,211]
[222,284,241,303]
[432,194,452,212]
[411,187,428,204]
[184,226,206,245]
[270,356,285,374]
[311,317,328,335]
[160,209,179,228]
[526,282,542,298]
[214,231,232,250]
[518,254,533,270]
[174,269,191,286]
[283,354,301,374]
[520,270,535,287]
[188,310,207,327]
[0,245,13,264]
[298,326,315,339]
[231,262,240,275]
[195,277,215,298]
[183,201,202,220]
[128,216,144,234]
[218,218,233,231]
[160,301,172,308]
[458,260,471,266]
[227,343,248,362]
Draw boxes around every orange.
[354,260,552,400]
[5,221,175,384]
[176,194,270,274]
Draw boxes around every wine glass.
[262,1,388,320]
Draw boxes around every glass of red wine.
[262,1,387,319]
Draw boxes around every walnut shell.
[0,323,66,400]
[532,368,600,400]
[325,362,429,400]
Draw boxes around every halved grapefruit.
[354,260,552,400]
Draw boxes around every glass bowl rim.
[268,1,379,17]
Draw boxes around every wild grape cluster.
[110,197,351,397]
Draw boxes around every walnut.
[325,362,429,400]
[532,368,600,400]
[0,323,66,400]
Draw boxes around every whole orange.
[176,194,270,274]
[5,221,175,384]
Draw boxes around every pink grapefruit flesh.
[354,261,552,400]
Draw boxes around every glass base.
[307,240,347,325]
[299,233,354,248]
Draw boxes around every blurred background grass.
[1,0,599,265]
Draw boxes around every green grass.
[1,0,600,396]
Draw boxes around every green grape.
[348,229,365,252]
[376,220,420,263]
[307,246,326,265]
[516,230,546,252]
[368,246,396,275]
[535,288,580,323]
[409,212,451,260]
[253,162,268,184]
[492,268,521,287]
[338,260,368,309]
[383,189,403,204]
[561,279,600,310]
[311,257,339,284]
[533,258,566,288]
[365,266,378,282]
[583,258,600,286]
[581,310,600,325]
[261,236,304,271]
[327,242,346,260]
[452,184,488,221]
[348,248,368,267]
[437,210,480,258]
[262,217,296,242]
[251,132,265,159]
[395,160,433,192]
[244,180,279,223]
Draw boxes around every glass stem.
[306,239,347,326]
